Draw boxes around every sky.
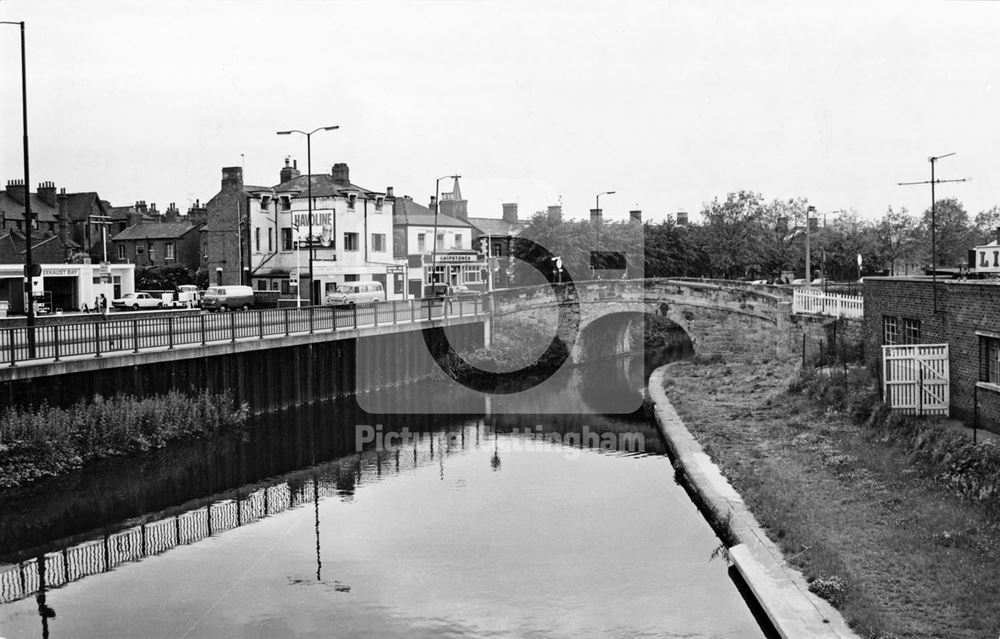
[1,0,998,225]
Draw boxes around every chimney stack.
[187,199,207,225]
[502,203,518,224]
[221,166,244,191]
[386,186,394,198]
[629,209,642,224]
[58,187,69,245]
[37,181,57,207]
[135,200,148,216]
[676,211,688,226]
[331,163,350,187]
[5,179,25,204]
[547,205,562,223]
[165,202,180,222]
[279,156,301,184]
[429,195,437,211]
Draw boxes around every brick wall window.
[117,244,125,260]
[882,316,899,346]
[371,233,386,252]
[883,316,899,345]
[281,228,292,251]
[347,194,357,211]
[983,338,1000,384]
[903,318,921,345]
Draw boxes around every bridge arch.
[490,279,793,365]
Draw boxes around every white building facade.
[246,161,404,302]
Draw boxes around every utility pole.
[805,205,815,284]
[899,153,969,314]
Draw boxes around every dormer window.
[260,195,272,210]
[280,196,291,211]
[375,196,384,212]
[348,193,357,211]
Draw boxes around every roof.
[393,197,471,228]
[112,221,201,241]
[63,192,105,222]
[0,192,60,224]
[273,174,383,199]
[467,217,522,237]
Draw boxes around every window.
[375,196,384,212]
[984,338,1000,384]
[903,318,921,345]
[453,234,462,249]
[345,273,360,282]
[255,228,261,252]
[281,228,292,251]
[256,279,268,291]
[280,196,291,211]
[883,316,898,345]
[348,194,357,210]
[437,233,445,250]
[260,195,271,211]
[371,233,386,252]
[165,242,175,260]
[344,232,359,251]
[268,228,273,252]
[148,244,155,262]
[492,243,502,257]
[417,233,426,252]
[136,244,144,257]
[117,244,125,260]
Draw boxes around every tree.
[973,206,1000,246]
[917,198,974,269]
[873,206,918,275]
[135,265,196,291]
[699,190,765,278]
[643,218,707,277]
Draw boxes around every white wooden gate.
[882,344,950,415]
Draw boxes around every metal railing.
[1,297,484,367]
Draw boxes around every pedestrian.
[94,296,100,313]
[100,294,108,318]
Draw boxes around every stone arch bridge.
[489,279,801,364]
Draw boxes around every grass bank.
[661,356,1000,639]
[0,391,249,490]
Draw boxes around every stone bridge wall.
[491,279,815,363]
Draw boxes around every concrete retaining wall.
[647,367,858,639]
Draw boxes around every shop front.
[0,263,135,315]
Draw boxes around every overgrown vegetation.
[661,354,1000,638]
[0,391,249,489]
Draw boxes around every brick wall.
[864,277,1000,433]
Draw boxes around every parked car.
[446,285,480,298]
[326,281,384,306]
[112,292,164,311]
[201,285,255,312]
[789,278,808,286]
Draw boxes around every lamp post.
[595,190,615,250]
[277,125,339,305]
[2,20,35,356]
[429,174,461,297]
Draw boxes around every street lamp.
[277,125,339,305]
[595,190,615,250]
[2,20,36,357]
[429,174,461,297]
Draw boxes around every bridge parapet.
[489,278,794,363]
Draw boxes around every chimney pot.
[502,203,518,224]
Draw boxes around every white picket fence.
[792,288,863,318]
[881,344,950,416]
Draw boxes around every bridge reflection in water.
[0,336,768,638]
[0,412,667,608]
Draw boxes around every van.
[201,285,255,311]
[326,281,384,306]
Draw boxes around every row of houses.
[0,159,533,311]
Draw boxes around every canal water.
[0,340,768,638]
